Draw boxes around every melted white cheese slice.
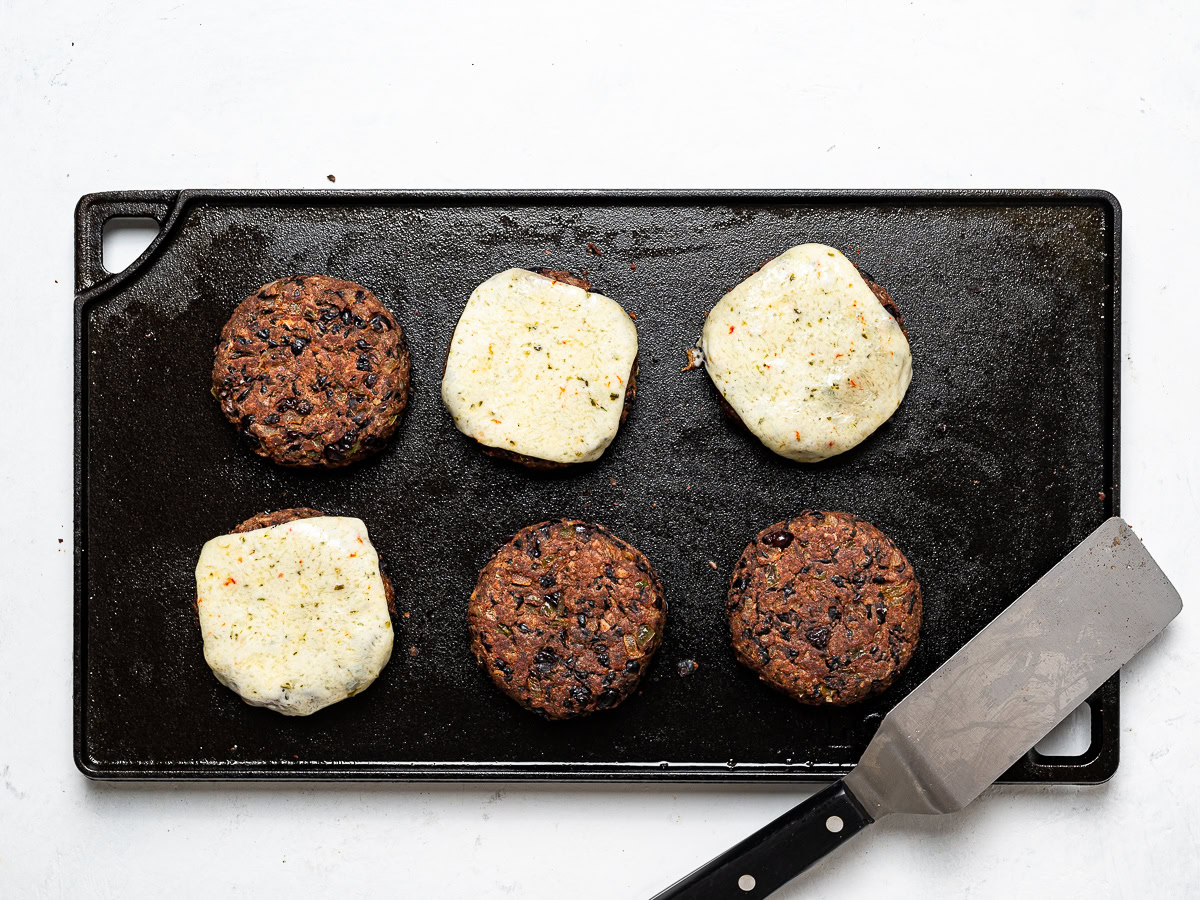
[195,516,393,716]
[701,244,912,461]
[441,268,639,464]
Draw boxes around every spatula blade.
[846,517,1181,818]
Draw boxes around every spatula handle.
[651,780,873,900]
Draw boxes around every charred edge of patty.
[859,273,907,338]
[230,507,326,533]
[533,268,592,291]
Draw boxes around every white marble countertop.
[1,1,1196,896]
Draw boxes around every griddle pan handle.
[651,780,873,900]
[74,191,178,294]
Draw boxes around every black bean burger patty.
[212,274,411,468]
[727,510,921,705]
[224,508,396,616]
[468,520,666,719]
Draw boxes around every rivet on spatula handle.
[650,780,873,899]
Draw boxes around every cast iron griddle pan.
[74,190,1119,781]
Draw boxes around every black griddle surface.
[74,190,1119,781]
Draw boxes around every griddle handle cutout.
[75,191,177,294]
[651,779,873,900]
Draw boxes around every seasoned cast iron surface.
[76,193,1117,780]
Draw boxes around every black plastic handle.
[652,780,873,900]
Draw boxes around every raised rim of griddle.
[73,189,1121,783]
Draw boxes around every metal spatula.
[653,517,1182,900]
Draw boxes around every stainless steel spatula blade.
[654,518,1182,899]
[845,516,1179,817]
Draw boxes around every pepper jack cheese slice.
[195,516,393,716]
[701,244,912,462]
[442,268,639,464]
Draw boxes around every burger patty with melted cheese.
[441,268,639,465]
[195,515,393,716]
[701,244,912,461]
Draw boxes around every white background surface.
[1,1,1198,897]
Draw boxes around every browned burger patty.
[225,508,395,615]
[467,520,666,719]
[727,511,921,705]
[212,275,411,468]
